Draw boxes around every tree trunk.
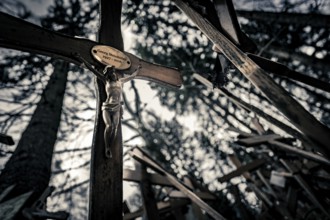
[0,60,68,204]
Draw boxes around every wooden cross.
[0,1,182,219]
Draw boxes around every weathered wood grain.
[0,12,182,88]
[218,159,265,182]
[130,147,226,220]
[281,160,330,218]
[139,163,160,220]
[88,1,123,219]
[237,134,282,146]
[123,168,172,186]
[173,0,330,157]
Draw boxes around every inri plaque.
[91,45,131,70]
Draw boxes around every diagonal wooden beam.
[123,169,216,200]
[236,134,283,146]
[218,158,265,183]
[123,168,172,186]
[269,140,330,167]
[193,73,315,146]
[169,190,216,200]
[173,0,330,157]
[130,147,226,220]
[236,133,330,166]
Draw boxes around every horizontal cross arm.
[0,12,182,88]
[0,12,97,67]
[126,53,182,88]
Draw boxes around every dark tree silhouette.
[0,0,98,218]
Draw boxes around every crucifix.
[0,1,182,219]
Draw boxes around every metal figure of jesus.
[102,65,140,158]
[74,53,141,158]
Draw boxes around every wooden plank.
[280,159,330,218]
[213,0,240,44]
[218,159,265,183]
[139,164,160,220]
[173,0,330,157]
[88,1,123,219]
[237,134,282,146]
[130,147,226,220]
[193,74,312,146]
[126,54,182,88]
[269,140,330,166]
[169,190,216,200]
[231,129,330,166]
[123,168,172,186]
[213,0,256,53]
[0,191,32,220]
[228,154,251,180]
[229,156,293,219]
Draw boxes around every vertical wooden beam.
[89,0,124,219]
[139,163,160,220]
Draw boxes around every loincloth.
[102,102,121,112]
